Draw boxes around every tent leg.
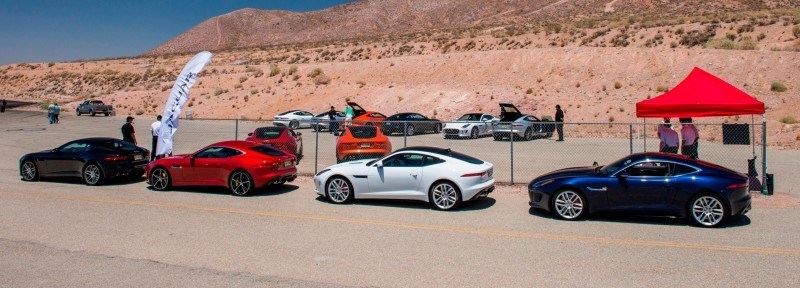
[643,118,647,152]
[762,114,768,195]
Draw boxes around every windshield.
[446,150,484,164]
[254,127,285,139]
[457,114,482,121]
[348,126,377,138]
[278,110,297,116]
[599,156,634,175]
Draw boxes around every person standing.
[658,118,679,153]
[150,115,162,161]
[327,106,337,134]
[121,116,137,145]
[53,102,61,124]
[1,99,7,113]
[555,105,565,141]
[344,103,354,126]
[680,118,699,159]
[47,102,55,124]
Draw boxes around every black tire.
[289,120,299,130]
[90,110,96,116]
[76,111,82,116]
[83,163,104,186]
[429,181,462,211]
[687,194,728,228]
[405,124,415,136]
[326,176,354,204]
[20,160,39,181]
[551,190,587,220]
[229,170,254,196]
[104,113,109,117]
[546,132,553,138]
[493,135,501,141]
[311,125,319,132]
[524,128,533,141]
[433,123,441,134]
[149,167,172,191]
[470,127,479,139]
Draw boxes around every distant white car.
[314,146,495,210]
[273,110,315,129]
[443,113,498,139]
[311,111,345,132]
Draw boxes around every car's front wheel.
[470,127,479,139]
[405,124,415,136]
[289,120,299,130]
[20,160,39,181]
[76,111,82,116]
[433,124,441,134]
[150,167,171,191]
[229,170,254,196]
[429,181,461,211]
[552,190,586,220]
[326,176,353,204]
[689,194,727,227]
[83,163,103,186]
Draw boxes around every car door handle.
[586,186,607,191]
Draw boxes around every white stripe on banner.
[156,51,212,156]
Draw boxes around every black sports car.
[381,113,442,136]
[19,137,150,185]
[528,152,752,227]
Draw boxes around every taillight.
[461,172,484,177]
[104,155,128,162]
[512,123,524,127]
[727,183,747,189]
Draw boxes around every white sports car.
[443,113,498,139]
[314,147,495,210]
[273,110,315,129]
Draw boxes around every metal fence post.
[235,119,239,140]
[762,115,768,195]
[629,123,633,154]
[315,120,320,174]
[510,124,514,184]
[643,118,647,152]
[403,122,407,148]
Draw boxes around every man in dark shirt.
[121,116,137,145]
[327,106,337,134]
[555,105,564,141]
[1,99,6,113]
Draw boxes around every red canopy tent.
[636,67,764,118]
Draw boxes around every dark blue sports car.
[528,152,752,227]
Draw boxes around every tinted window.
[670,163,698,176]
[195,147,241,158]
[458,114,482,121]
[348,126,377,139]
[627,162,669,177]
[96,140,140,152]
[369,112,386,118]
[445,150,483,164]
[254,127,285,139]
[481,115,494,121]
[411,114,425,119]
[58,141,89,153]
[383,153,425,167]
[424,156,445,166]
[600,156,634,175]
[250,145,286,156]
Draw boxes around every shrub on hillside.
[794,25,800,39]
[780,116,797,124]
[680,26,717,47]
[771,81,787,92]
[269,65,280,77]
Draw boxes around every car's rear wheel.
[433,124,441,134]
[90,110,96,116]
[405,125,415,136]
[104,113,109,116]
[83,163,103,186]
[76,111,82,116]
[326,176,353,204]
[552,190,586,220]
[689,194,727,227]
[20,161,39,181]
[289,120,299,130]
[150,167,171,191]
[429,181,461,211]
[470,127,479,139]
[524,128,533,141]
[229,170,254,196]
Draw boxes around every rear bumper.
[104,160,148,178]
[730,193,753,216]
[337,149,389,162]
[462,179,495,201]
[253,167,297,187]
[492,128,524,138]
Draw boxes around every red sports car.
[245,126,303,160]
[146,141,297,196]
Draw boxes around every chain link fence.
[172,118,769,193]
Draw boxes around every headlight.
[315,169,331,176]
[462,124,470,128]
[533,179,554,187]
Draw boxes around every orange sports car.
[336,125,392,163]
[347,102,386,126]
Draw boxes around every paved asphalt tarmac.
[1,111,798,287]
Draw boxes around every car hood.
[444,122,475,127]
[532,166,598,183]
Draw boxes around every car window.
[412,114,425,119]
[423,156,445,166]
[349,126,377,138]
[481,115,493,121]
[627,162,669,177]
[58,141,89,153]
[457,114,481,121]
[382,153,425,167]
[254,127,285,139]
[250,145,285,156]
[669,163,698,176]
[195,147,241,158]
[369,112,386,118]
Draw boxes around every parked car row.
[21,133,751,227]
[273,102,555,141]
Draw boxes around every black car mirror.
[616,171,629,179]
[247,132,253,136]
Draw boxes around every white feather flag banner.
[156,51,212,156]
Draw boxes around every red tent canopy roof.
[636,67,765,118]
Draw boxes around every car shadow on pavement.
[26,176,146,186]
[147,184,299,197]
[314,196,496,211]
[528,208,752,228]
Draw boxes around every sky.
[0,0,357,65]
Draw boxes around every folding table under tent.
[635,67,769,194]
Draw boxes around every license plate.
[500,124,508,128]
[134,154,144,160]
[284,160,293,167]
[360,143,372,148]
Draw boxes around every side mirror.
[616,171,629,179]
[247,132,253,136]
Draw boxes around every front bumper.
[528,188,552,211]
[443,128,471,138]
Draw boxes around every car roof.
[395,146,454,155]
[74,137,118,143]
[206,140,258,149]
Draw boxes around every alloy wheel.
[229,171,253,196]
[525,128,533,141]
[691,196,725,227]
[553,190,584,220]
[83,164,102,185]
[406,125,415,136]
[471,127,479,139]
[327,178,351,203]
[21,161,37,181]
[290,120,299,130]
[431,182,459,210]
[150,168,170,191]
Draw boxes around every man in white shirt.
[657,118,679,153]
[150,115,162,161]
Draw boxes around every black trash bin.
[766,173,774,195]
